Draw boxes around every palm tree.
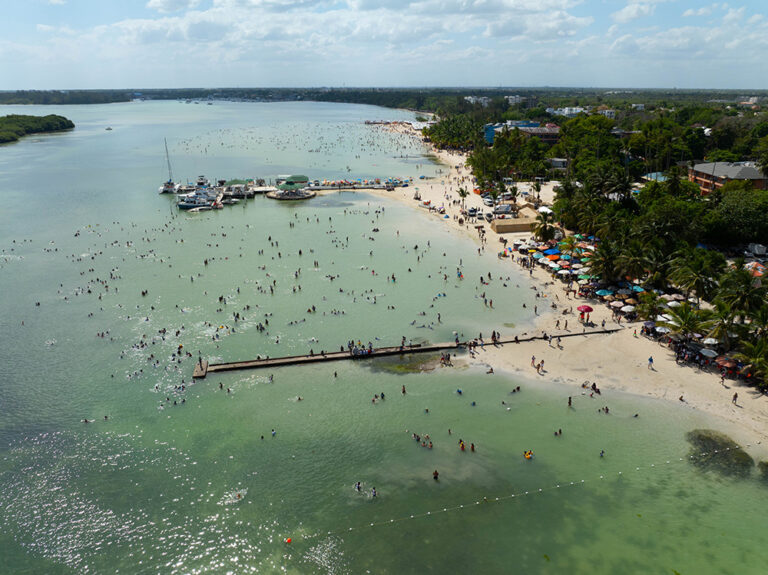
[457,186,469,211]
[708,300,739,352]
[636,291,663,321]
[718,267,767,322]
[669,256,715,305]
[643,246,670,290]
[587,242,621,283]
[733,337,768,386]
[747,305,768,341]
[533,180,542,201]
[509,184,518,205]
[533,211,556,241]
[657,303,715,338]
[617,240,649,282]
[606,170,634,202]
[559,236,578,259]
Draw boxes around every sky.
[1,0,767,90]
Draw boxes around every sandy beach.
[359,122,768,459]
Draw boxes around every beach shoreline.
[354,121,768,460]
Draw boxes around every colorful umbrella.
[596,289,613,296]
[577,305,593,312]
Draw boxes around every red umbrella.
[577,305,593,312]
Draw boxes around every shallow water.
[1,101,767,574]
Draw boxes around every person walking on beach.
[732,392,738,405]
[647,356,654,370]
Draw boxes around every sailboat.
[158,138,179,194]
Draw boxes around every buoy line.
[287,442,758,544]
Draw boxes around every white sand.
[354,122,768,459]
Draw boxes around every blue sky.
[1,0,766,89]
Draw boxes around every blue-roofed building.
[483,120,541,144]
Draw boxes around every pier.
[192,328,622,379]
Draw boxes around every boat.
[158,138,178,194]
[196,175,210,188]
[177,195,213,210]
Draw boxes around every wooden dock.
[192,327,622,379]
[192,342,458,379]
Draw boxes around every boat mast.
[164,138,174,182]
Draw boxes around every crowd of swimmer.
[31,197,526,423]
[171,120,426,175]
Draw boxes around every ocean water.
[1,101,767,574]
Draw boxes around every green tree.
[733,337,768,386]
[657,303,715,337]
[533,211,556,241]
[457,186,469,210]
[718,266,768,322]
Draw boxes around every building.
[483,120,540,144]
[464,96,492,107]
[597,109,616,120]
[505,95,527,105]
[688,162,766,194]
[631,103,645,111]
[547,158,568,170]
[518,125,560,145]
[546,107,586,118]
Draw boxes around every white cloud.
[48,0,66,5]
[612,3,654,24]
[723,6,745,23]
[146,0,201,13]
[683,4,718,17]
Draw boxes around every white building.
[464,96,492,107]
[505,95,527,105]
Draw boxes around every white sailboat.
[158,138,179,194]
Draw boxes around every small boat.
[105,127,113,131]
[158,138,177,194]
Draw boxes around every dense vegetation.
[0,90,131,105]
[420,89,768,387]
[0,114,75,144]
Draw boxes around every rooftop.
[691,162,763,180]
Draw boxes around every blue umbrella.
[559,254,572,260]
[632,285,645,292]
[596,289,614,296]
[532,252,544,259]
[543,248,560,255]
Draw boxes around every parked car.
[483,197,495,207]
[467,207,477,218]
[485,212,494,222]
[494,204,512,215]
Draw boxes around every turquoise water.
[1,101,767,574]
